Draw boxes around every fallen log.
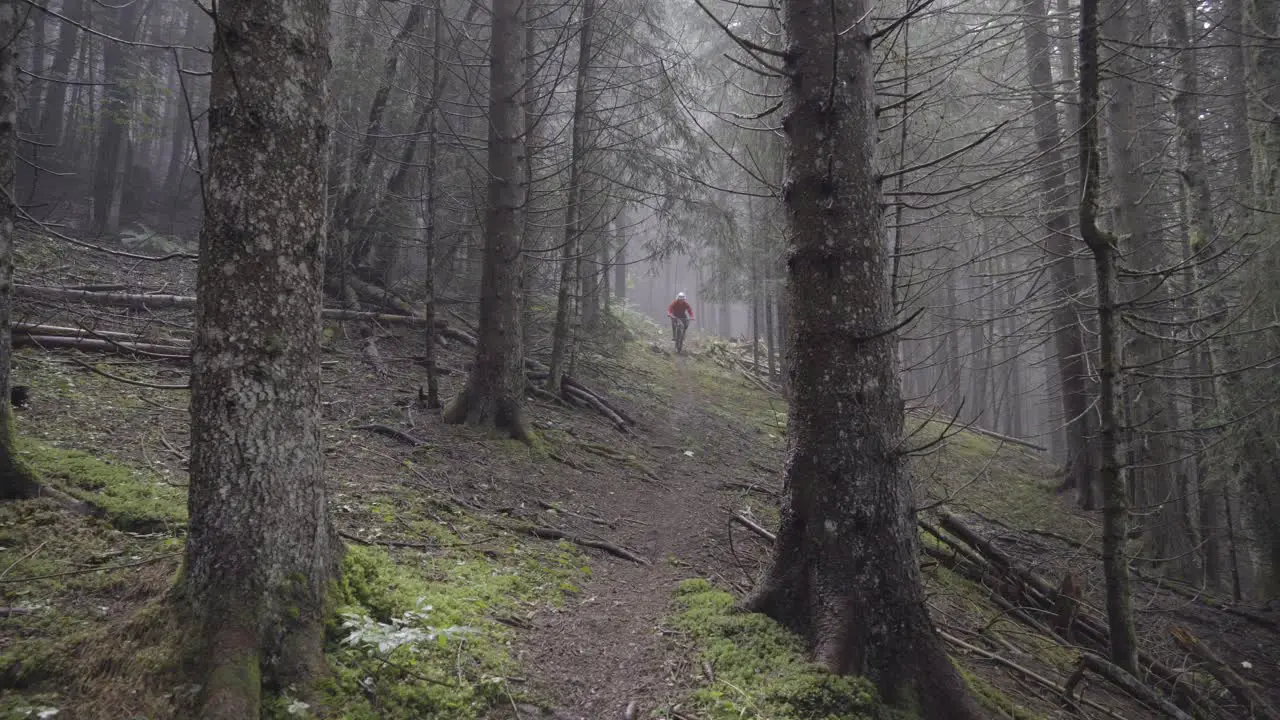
[936,513,1219,719]
[563,375,635,425]
[347,274,420,317]
[563,386,628,432]
[937,630,1126,719]
[16,285,433,325]
[13,322,175,343]
[1171,626,1279,720]
[1078,654,1195,720]
[16,284,197,310]
[908,410,1047,452]
[14,334,190,358]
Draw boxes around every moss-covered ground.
[660,579,897,720]
[1,300,1182,720]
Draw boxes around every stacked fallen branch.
[14,285,638,432]
[433,323,637,433]
[700,341,777,393]
[15,285,432,325]
[905,408,1048,452]
[923,512,1242,720]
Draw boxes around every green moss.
[14,438,186,532]
[956,666,1044,720]
[665,579,898,720]
[310,532,584,719]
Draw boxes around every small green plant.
[339,600,476,656]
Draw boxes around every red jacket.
[667,298,693,319]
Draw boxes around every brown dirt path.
[499,353,771,720]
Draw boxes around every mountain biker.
[667,292,693,343]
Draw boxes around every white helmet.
[677,292,686,299]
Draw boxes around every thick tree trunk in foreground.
[0,3,40,500]
[181,1,339,716]
[744,0,981,715]
[443,0,529,440]
[1078,0,1139,672]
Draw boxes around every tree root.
[505,522,648,565]
[355,423,427,447]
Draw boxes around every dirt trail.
[509,354,748,719]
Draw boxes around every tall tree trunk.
[1104,0,1188,579]
[614,235,626,303]
[165,5,204,202]
[1245,0,1280,594]
[764,267,776,379]
[743,0,981,714]
[943,274,963,416]
[443,0,529,440]
[749,237,760,370]
[38,0,81,151]
[422,0,444,410]
[1168,0,1227,589]
[547,0,595,392]
[89,0,142,236]
[1078,0,1139,672]
[1021,0,1098,507]
[182,0,339,716]
[332,3,427,283]
[0,3,40,499]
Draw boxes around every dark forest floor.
[2,240,1278,720]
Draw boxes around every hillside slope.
[1,251,1277,720]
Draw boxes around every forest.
[0,0,1278,716]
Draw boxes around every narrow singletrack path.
[506,353,771,719]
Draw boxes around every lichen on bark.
[179,0,341,716]
[743,0,983,716]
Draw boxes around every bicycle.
[670,316,690,353]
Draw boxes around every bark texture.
[1078,0,1139,672]
[0,0,39,500]
[443,0,530,440]
[182,0,339,716]
[743,0,981,715]
[1245,0,1280,594]
[1168,0,1229,590]
[547,0,595,393]
[1020,0,1097,508]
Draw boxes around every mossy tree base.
[0,441,43,500]
[443,383,532,443]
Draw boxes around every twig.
[730,513,776,543]
[938,630,1125,719]
[0,552,179,584]
[718,481,778,497]
[70,358,189,389]
[1,541,49,581]
[338,531,435,551]
[1077,654,1195,720]
[510,524,648,565]
[355,424,427,447]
